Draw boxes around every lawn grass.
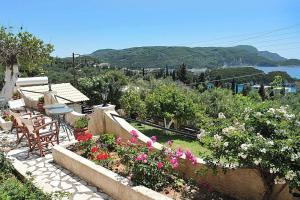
[130,122,211,158]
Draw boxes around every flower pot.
[37,102,44,112]
[0,117,13,131]
[74,127,88,138]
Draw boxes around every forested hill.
[90,45,300,69]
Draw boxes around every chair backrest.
[10,111,23,127]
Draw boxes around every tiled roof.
[19,83,89,104]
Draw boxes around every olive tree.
[145,83,196,131]
[0,26,53,99]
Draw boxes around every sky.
[1,0,300,58]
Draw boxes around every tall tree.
[231,78,236,94]
[172,70,176,81]
[177,63,187,83]
[258,83,266,101]
[0,26,53,100]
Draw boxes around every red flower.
[76,133,93,142]
[85,133,93,140]
[96,152,109,161]
[157,162,163,169]
[91,146,99,153]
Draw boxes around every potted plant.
[74,116,89,137]
[12,91,20,100]
[0,111,13,131]
[37,96,44,112]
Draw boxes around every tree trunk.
[163,118,174,134]
[0,64,20,101]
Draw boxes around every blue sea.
[255,66,300,80]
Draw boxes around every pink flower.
[129,137,137,144]
[172,162,179,169]
[176,148,184,157]
[170,157,177,164]
[170,157,179,169]
[136,153,148,162]
[191,156,197,165]
[147,140,152,147]
[167,140,173,146]
[146,140,153,151]
[185,149,192,159]
[157,162,163,169]
[116,137,122,145]
[130,130,139,138]
[150,136,157,143]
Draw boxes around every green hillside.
[89,45,299,69]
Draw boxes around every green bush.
[98,134,116,151]
[74,117,89,129]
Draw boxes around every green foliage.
[270,75,283,87]
[78,70,127,106]
[145,83,196,126]
[98,134,116,151]
[0,152,51,200]
[74,117,89,129]
[200,104,300,192]
[0,26,53,75]
[120,89,146,119]
[38,96,44,103]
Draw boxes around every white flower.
[291,152,300,161]
[256,133,266,140]
[222,126,236,135]
[266,120,271,125]
[269,167,279,174]
[284,113,295,120]
[223,142,229,147]
[255,112,262,118]
[254,158,262,165]
[240,143,252,151]
[260,148,267,153]
[268,108,276,114]
[214,134,223,141]
[274,176,286,185]
[285,170,296,180]
[267,140,274,146]
[197,129,206,140]
[281,146,289,152]
[218,112,226,119]
[238,153,247,159]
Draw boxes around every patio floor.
[1,127,114,200]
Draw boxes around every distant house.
[15,77,89,113]
[93,63,111,68]
[251,84,297,94]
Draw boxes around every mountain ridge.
[89,45,300,69]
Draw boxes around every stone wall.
[87,105,294,200]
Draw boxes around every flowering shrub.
[115,130,198,191]
[76,132,94,158]
[200,104,300,196]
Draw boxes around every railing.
[110,113,198,139]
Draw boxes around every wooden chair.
[11,112,46,147]
[24,120,59,157]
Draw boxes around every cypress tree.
[258,83,266,101]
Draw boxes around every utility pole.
[72,52,76,86]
